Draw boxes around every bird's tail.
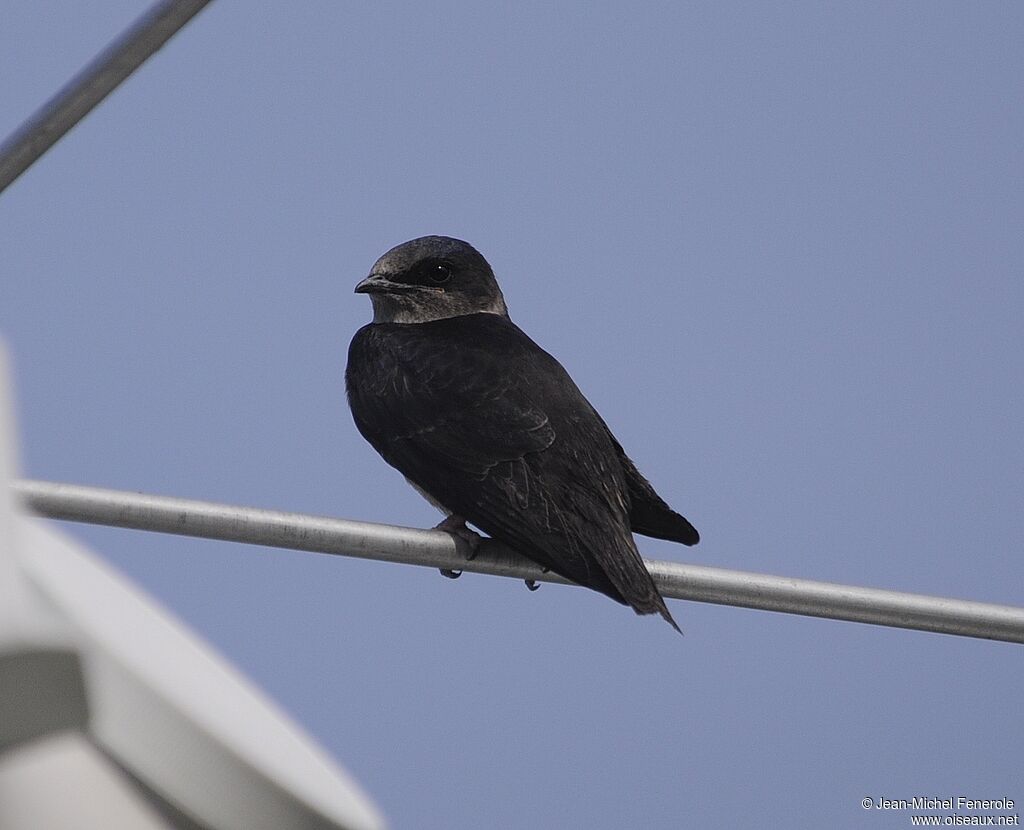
[631,507,700,547]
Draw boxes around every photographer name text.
[867,797,1015,811]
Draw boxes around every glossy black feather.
[347,312,688,629]
[618,449,700,545]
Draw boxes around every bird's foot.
[434,514,483,558]
[522,563,551,591]
[435,514,483,580]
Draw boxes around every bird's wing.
[347,316,674,621]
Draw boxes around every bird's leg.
[434,514,483,579]
[435,514,483,558]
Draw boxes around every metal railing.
[0,0,212,194]
[14,479,1024,644]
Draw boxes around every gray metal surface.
[0,0,212,194]
[14,479,1024,644]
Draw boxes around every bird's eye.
[429,263,452,284]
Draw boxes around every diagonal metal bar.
[0,0,213,195]
[12,479,1024,644]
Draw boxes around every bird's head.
[355,236,509,324]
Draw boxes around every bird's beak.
[354,273,399,294]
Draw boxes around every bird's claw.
[525,579,540,592]
[436,515,482,582]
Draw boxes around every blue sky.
[2,2,1022,827]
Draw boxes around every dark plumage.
[346,236,698,631]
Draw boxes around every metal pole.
[13,479,1024,644]
[0,0,213,195]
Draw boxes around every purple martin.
[345,236,698,631]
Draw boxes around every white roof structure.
[0,342,385,830]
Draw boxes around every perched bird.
[346,236,698,631]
